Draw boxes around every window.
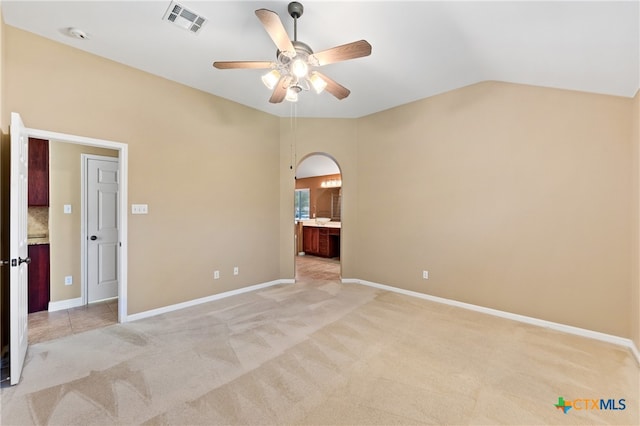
[294,188,310,220]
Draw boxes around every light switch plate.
[131,204,149,214]
[64,204,72,214]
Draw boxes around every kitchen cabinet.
[303,226,340,258]
[28,244,50,313]
[28,137,49,206]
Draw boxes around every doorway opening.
[27,146,122,345]
[26,132,127,345]
[31,143,125,344]
[294,153,342,282]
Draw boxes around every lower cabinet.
[28,244,50,314]
[302,227,340,258]
[303,226,319,254]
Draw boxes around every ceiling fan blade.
[314,72,350,100]
[255,9,295,55]
[269,76,293,104]
[213,61,274,70]
[311,40,372,66]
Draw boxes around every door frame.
[25,126,129,323]
[81,154,120,306]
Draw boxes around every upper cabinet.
[28,138,49,206]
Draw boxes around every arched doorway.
[294,154,342,281]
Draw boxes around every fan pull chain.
[290,102,298,170]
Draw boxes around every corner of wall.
[0,4,8,363]
[0,6,5,134]
[632,89,640,352]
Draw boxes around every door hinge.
[11,259,17,267]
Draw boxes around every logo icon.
[555,397,572,414]
[554,396,627,413]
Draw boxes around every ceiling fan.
[213,1,372,103]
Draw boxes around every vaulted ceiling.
[2,1,638,118]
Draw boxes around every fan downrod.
[288,2,304,19]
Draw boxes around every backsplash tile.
[28,206,49,242]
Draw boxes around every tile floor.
[295,254,340,281]
[28,299,118,345]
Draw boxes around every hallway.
[295,255,340,281]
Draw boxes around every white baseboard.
[126,280,292,322]
[346,279,640,366]
[48,297,84,312]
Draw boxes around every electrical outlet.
[233,267,239,276]
[214,270,220,280]
[422,270,429,280]
[65,276,73,286]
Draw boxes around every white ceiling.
[2,1,639,119]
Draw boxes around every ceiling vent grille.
[163,1,206,34]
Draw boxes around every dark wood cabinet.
[303,226,319,254]
[28,244,50,313]
[28,138,49,206]
[302,226,340,258]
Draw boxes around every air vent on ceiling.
[163,1,207,34]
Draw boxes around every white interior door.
[86,157,119,303]
[9,112,30,385]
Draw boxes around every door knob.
[90,235,98,241]
[18,257,31,265]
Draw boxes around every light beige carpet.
[1,280,638,425]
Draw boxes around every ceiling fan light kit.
[213,1,372,104]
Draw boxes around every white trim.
[81,155,88,306]
[25,126,129,323]
[127,280,292,322]
[630,342,640,365]
[348,279,640,365]
[48,297,83,312]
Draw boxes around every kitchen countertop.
[28,235,49,245]
[299,220,341,229]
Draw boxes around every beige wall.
[0,9,7,358]
[49,141,117,302]
[279,118,358,279]
[0,6,4,133]
[632,90,639,349]
[4,26,281,315]
[356,82,633,337]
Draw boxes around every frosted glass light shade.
[309,72,327,94]
[261,70,280,90]
[286,87,299,102]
